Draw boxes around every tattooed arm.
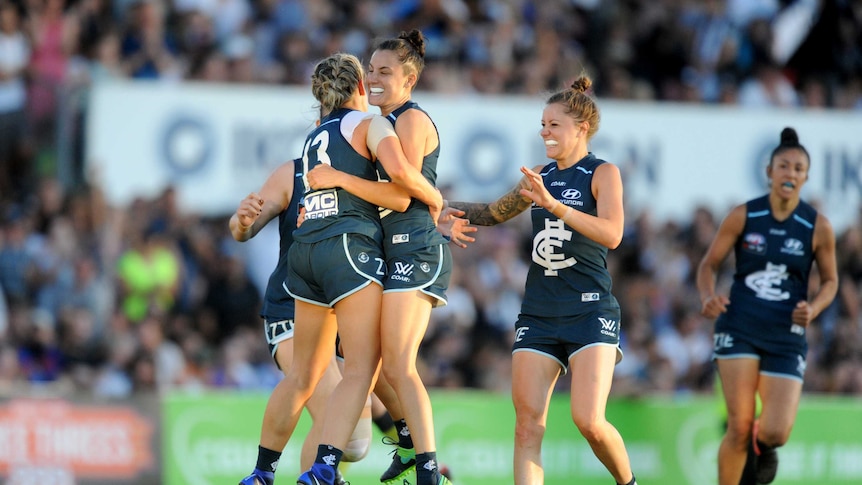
[448,170,535,226]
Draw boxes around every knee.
[514,404,546,446]
[572,415,604,446]
[341,359,378,386]
[381,361,414,390]
[283,370,317,400]
[756,425,790,448]
[725,417,755,450]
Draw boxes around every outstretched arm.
[448,173,533,226]
[306,164,410,212]
[229,161,294,241]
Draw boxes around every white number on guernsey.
[301,130,332,192]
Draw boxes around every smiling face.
[540,102,587,164]
[767,147,809,200]
[367,49,415,115]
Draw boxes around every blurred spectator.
[0,211,39,304]
[115,224,183,323]
[0,0,31,198]
[119,0,179,79]
[200,249,260,345]
[26,0,77,150]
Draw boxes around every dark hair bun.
[780,127,799,146]
[571,76,592,93]
[399,29,426,58]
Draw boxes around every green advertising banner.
[163,392,862,485]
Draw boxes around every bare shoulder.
[396,107,434,131]
[814,211,835,242]
[596,161,621,176]
[720,203,748,232]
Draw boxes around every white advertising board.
[87,81,862,231]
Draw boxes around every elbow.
[386,165,414,189]
[394,199,411,212]
[607,229,623,250]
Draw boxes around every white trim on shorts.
[268,321,294,359]
[512,348,568,375]
[284,281,330,308]
[568,342,624,365]
[760,370,804,383]
[713,352,759,361]
[714,353,804,383]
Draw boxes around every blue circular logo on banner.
[161,115,215,177]
[459,130,513,185]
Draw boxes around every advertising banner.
[162,391,862,485]
[0,397,159,484]
[88,82,862,232]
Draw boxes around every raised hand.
[518,166,556,210]
[437,207,477,248]
[236,192,264,229]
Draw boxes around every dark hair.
[769,127,810,166]
[546,75,600,139]
[374,29,426,80]
[311,53,364,117]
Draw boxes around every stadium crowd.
[0,0,861,399]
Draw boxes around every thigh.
[333,283,383,373]
[758,371,803,437]
[292,302,339,385]
[512,350,560,420]
[716,357,761,423]
[568,344,618,420]
[380,290,433,367]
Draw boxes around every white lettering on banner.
[88,82,861,231]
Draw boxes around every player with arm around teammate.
[232,155,414,485]
[448,75,637,485]
[697,127,838,485]
[285,52,441,485]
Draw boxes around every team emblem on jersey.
[780,238,804,256]
[742,232,766,254]
[533,219,577,276]
[744,262,790,301]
